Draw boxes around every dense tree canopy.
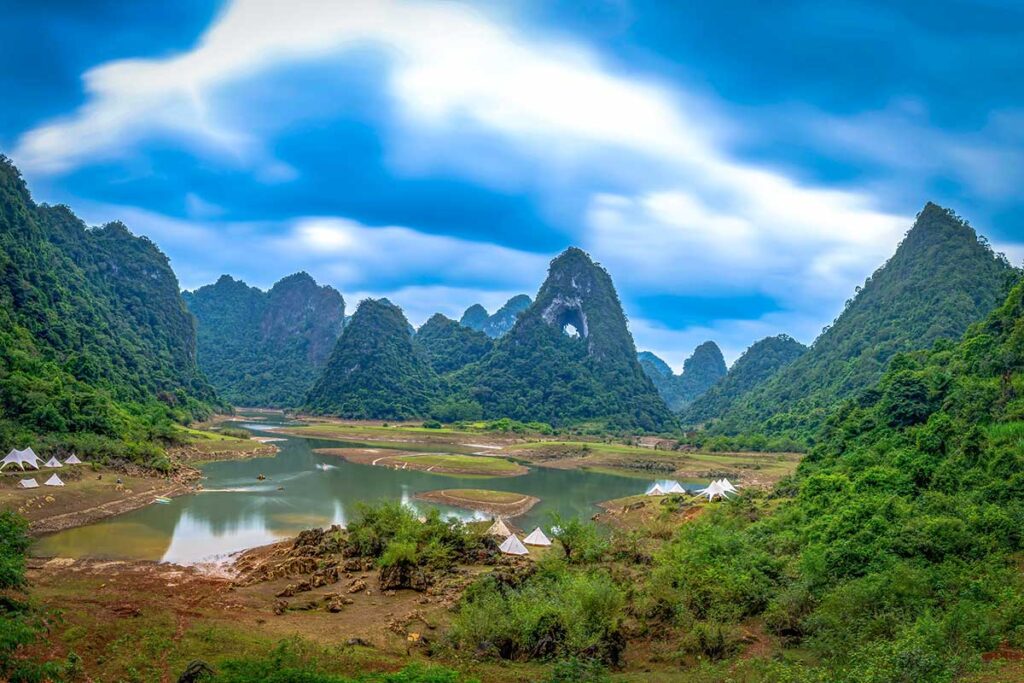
[0,157,218,463]
[416,314,493,375]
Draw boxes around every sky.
[3,0,1023,369]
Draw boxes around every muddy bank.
[315,448,529,477]
[415,489,540,517]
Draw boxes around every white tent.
[695,480,731,501]
[18,478,38,489]
[665,481,686,494]
[19,448,40,469]
[645,483,665,496]
[44,474,64,487]
[486,518,513,537]
[523,527,552,546]
[499,534,529,555]
[718,478,738,494]
[44,457,62,468]
[64,454,82,465]
[2,448,40,471]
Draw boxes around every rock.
[273,599,288,615]
[348,578,367,594]
[346,637,371,647]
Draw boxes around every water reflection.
[33,417,699,564]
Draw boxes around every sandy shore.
[414,489,540,517]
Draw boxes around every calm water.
[33,415,693,564]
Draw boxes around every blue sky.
[3,0,1023,368]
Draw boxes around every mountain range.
[459,295,532,338]
[183,273,345,408]
[638,342,727,411]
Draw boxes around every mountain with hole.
[452,247,675,431]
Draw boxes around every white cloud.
[19,0,1019,359]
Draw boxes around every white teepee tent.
[64,454,82,465]
[645,483,665,496]
[499,534,529,555]
[44,457,62,468]
[523,527,552,546]
[18,478,38,489]
[44,474,64,487]
[719,478,738,493]
[665,481,686,494]
[486,518,513,537]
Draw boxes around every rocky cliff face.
[184,272,344,407]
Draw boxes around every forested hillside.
[416,314,493,374]
[452,248,675,431]
[184,273,344,407]
[681,334,807,426]
[305,299,440,419]
[655,275,1024,680]
[706,203,1017,443]
[459,294,532,337]
[0,157,217,460]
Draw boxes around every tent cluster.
[6,450,84,488]
[487,517,552,555]
[695,478,738,501]
[645,480,686,496]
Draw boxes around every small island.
[415,489,540,517]
[314,448,529,477]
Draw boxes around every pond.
[33,416,697,564]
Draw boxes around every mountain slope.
[459,295,532,338]
[453,248,674,431]
[416,314,493,374]
[0,156,216,453]
[305,299,440,419]
[710,203,1017,440]
[681,334,807,425]
[184,272,344,407]
[638,342,727,411]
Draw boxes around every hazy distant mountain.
[305,299,440,419]
[459,294,532,338]
[184,272,345,408]
[709,203,1019,439]
[638,342,727,411]
[453,248,675,431]
[681,334,807,425]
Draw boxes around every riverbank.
[1,428,277,536]
[414,489,540,517]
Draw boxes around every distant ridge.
[638,342,727,411]
[681,334,807,425]
[459,295,532,338]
